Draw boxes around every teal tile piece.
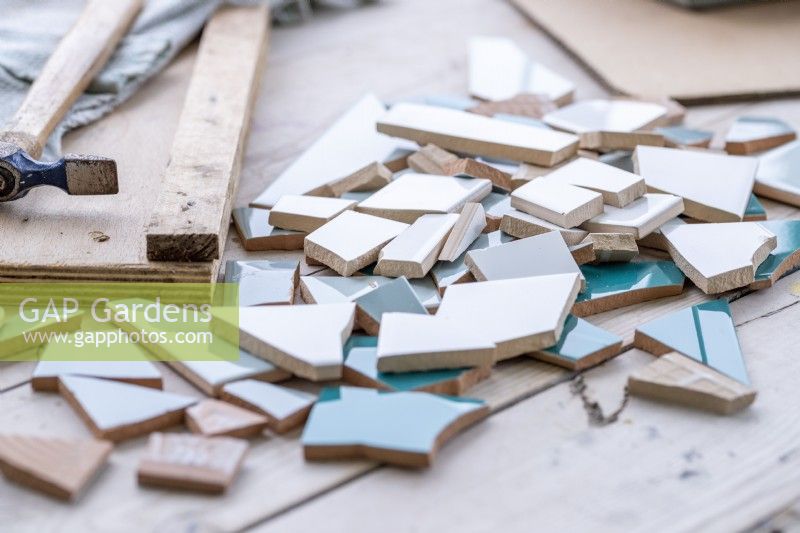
[354,277,427,326]
[344,336,478,392]
[636,299,749,384]
[430,230,514,290]
[576,261,685,303]
[753,220,800,284]
[224,259,299,306]
[302,386,487,464]
[745,194,767,219]
[655,126,713,147]
[540,315,622,368]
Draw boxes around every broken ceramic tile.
[751,220,800,288]
[531,315,622,370]
[354,277,428,335]
[224,259,300,306]
[446,158,513,192]
[580,193,684,239]
[581,233,638,263]
[308,161,393,197]
[252,94,414,207]
[510,160,565,189]
[220,379,316,433]
[753,140,800,207]
[511,177,603,228]
[232,207,305,251]
[430,230,515,293]
[300,274,440,310]
[437,274,581,360]
[662,221,776,293]
[573,261,685,317]
[634,299,749,384]
[407,144,459,175]
[500,208,588,245]
[376,313,496,372]
[579,130,665,152]
[628,351,756,415]
[376,214,459,278]
[598,150,635,173]
[168,349,291,397]
[469,94,557,121]
[744,194,767,221]
[0,434,112,501]
[569,241,596,265]
[725,116,796,155]
[377,103,579,167]
[542,157,646,208]
[302,387,489,468]
[304,211,408,277]
[137,433,248,494]
[481,192,513,232]
[31,361,162,392]
[356,173,491,224]
[343,336,490,395]
[186,399,270,438]
[468,36,575,105]
[544,99,667,134]
[213,303,356,381]
[655,126,713,149]
[465,232,584,287]
[634,146,757,222]
[58,375,196,442]
[268,195,356,233]
[438,203,487,261]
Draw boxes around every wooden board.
[510,0,800,104]
[145,5,270,262]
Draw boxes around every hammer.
[0,0,143,202]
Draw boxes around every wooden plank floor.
[3,0,800,531]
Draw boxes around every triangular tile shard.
[137,433,248,494]
[744,194,767,221]
[465,232,584,287]
[569,240,596,265]
[220,380,316,434]
[268,195,357,233]
[511,177,604,228]
[446,158,513,192]
[751,220,800,289]
[224,259,300,306]
[307,161,393,197]
[232,207,305,251]
[573,261,685,317]
[376,313,496,372]
[753,141,800,207]
[500,209,588,245]
[662,222,777,294]
[541,157,646,208]
[377,103,579,167]
[251,94,412,208]
[531,315,622,370]
[186,399,270,438]
[634,146,758,222]
[356,173,491,224]
[0,434,112,501]
[304,211,408,277]
[655,126,713,149]
[213,303,356,381]
[354,277,428,336]
[31,361,162,392]
[436,273,581,361]
[343,336,490,395]
[725,116,796,155]
[302,387,489,468]
[438,203,487,261]
[628,352,756,415]
[407,144,459,175]
[580,193,684,239]
[168,349,291,397]
[431,230,514,294]
[58,376,197,442]
[581,233,638,263]
[633,299,750,385]
[300,274,441,311]
[376,213,459,278]
[468,36,575,105]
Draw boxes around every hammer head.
[0,141,118,202]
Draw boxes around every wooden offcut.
[145,5,269,261]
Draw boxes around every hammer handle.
[0,0,143,159]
